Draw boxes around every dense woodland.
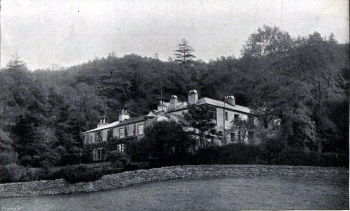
[0,26,348,172]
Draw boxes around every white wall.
[216,108,248,130]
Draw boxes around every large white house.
[83,90,256,161]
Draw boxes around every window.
[127,124,134,137]
[231,132,236,142]
[89,135,93,144]
[107,129,113,140]
[93,148,104,161]
[248,116,254,127]
[263,118,268,129]
[138,124,144,135]
[117,144,125,152]
[102,130,108,142]
[96,132,102,142]
[248,131,254,142]
[225,111,228,121]
[119,128,125,138]
[234,114,239,121]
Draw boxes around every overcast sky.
[1,0,349,70]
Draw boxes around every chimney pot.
[169,95,178,110]
[119,109,130,121]
[188,89,198,105]
[225,95,235,106]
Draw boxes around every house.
[83,90,257,161]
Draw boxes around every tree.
[128,121,195,166]
[228,117,250,143]
[242,25,294,58]
[184,105,217,147]
[0,129,18,167]
[174,39,196,64]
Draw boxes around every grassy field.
[0,175,348,210]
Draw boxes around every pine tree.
[174,39,196,64]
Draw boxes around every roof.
[117,115,150,126]
[197,97,251,114]
[85,97,251,133]
[85,121,120,133]
[85,115,154,133]
[167,97,251,114]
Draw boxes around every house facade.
[83,90,257,161]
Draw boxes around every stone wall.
[0,165,347,198]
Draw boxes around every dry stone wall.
[0,165,348,198]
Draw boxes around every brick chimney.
[169,95,178,110]
[188,89,198,105]
[224,95,235,106]
[119,109,130,121]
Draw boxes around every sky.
[1,0,349,70]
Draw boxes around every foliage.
[0,163,27,183]
[195,144,263,164]
[229,117,252,143]
[174,38,196,64]
[193,143,347,167]
[0,25,347,173]
[128,121,196,166]
[0,129,17,166]
[262,136,286,163]
[62,164,103,183]
[184,105,217,146]
[106,150,130,168]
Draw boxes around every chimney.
[157,100,167,112]
[188,90,198,105]
[119,109,130,121]
[97,115,107,127]
[224,96,235,106]
[169,95,178,110]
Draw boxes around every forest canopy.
[0,26,348,168]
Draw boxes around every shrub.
[25,168,47,181]
[262,137,286,163]
[320,153,348,167]
[218,144,262,164]
[62,164,103,183]
[195,144,262,164]
[128,121,196,166]
[194,146,220,164]
[0,152,18,166]
[107,150,130,167]
[277,148,317,166]
[0,129,18,166]
[0,163,27,183]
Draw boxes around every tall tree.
[174,39,196,64]
[184,105,217,146]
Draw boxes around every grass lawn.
[0,175,348,210]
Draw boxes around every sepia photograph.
[0,0,349,210]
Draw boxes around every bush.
[192,143,347,167]
[0,152,18,166]
[107,150,130,168]
[0,163,27,183]
[62,164,103,183]
[321,153,348,167]
[194,146,220,164]
[195,144,262,164]
[128,121,196,166]
[218,144,262,164]
[277,148,319,166]
[262,137,286,163]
